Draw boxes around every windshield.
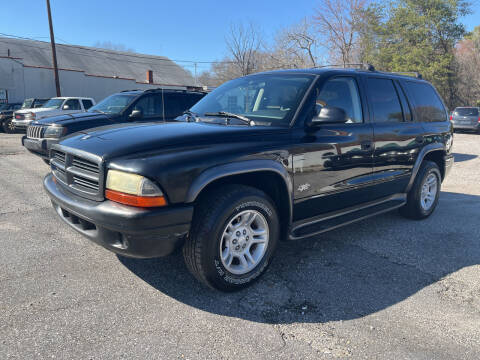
[88,94,136,114]
[454,107,479,116]
[21,99,34,109]
[43,98,64,109]
[190,73,315,126]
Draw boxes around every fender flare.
[405,143,446,192]
[185,159,293,223]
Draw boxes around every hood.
[33,112,110,126]
[16,107,57,114]
[14,107,37,114]
[58,122,287,160]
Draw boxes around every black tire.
[3,118,16,133]
[183,184,280,292]
[399,161,441,220]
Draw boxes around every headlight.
[105,170,167,207]
[44,126,66,138]
[24,112,36,120]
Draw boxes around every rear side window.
[366,78,403,123]
[454,107,478,116]
[164,93,191,119]
[82,99,94,110]
[404,81,447,122]
[132,95,164,117]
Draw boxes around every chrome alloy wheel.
[219,210,269,275]
[420,173,438,211]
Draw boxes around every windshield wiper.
[204,111,253,126]
[182,110,199,122]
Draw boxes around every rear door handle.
[361,140,373,150]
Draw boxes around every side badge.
[298,183,311,192]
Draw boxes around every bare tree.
[455,31,480,106]
[226,23,262,76]
[313,0,367,65]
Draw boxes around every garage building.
[0,37,198,104]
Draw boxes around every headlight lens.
[105,170,167,207]
[44,126,66,138]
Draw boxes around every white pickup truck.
[12,97,95,130]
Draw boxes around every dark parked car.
[22,89,206,162]
[450,107,480,133]
[44,67,453,291]
[0,103,22,132]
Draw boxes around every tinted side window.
[395,82,412,121]
[132,95,163,117]
[82,99,94,110]
[164,93,190,119]
[366,78,403,123]
[317,77,363,123]
[64,99,81,110]
[404,81,446,122]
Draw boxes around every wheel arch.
[186,160,293,238]
[406,144,446,193]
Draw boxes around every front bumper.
[22,136,58,159]
[444,154,454,178]
[12,119,33,130]
[44,174,193,258]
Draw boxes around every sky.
[1,0,479,74]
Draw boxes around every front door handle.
[361,140,373,151]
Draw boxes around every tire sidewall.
[413,164,441,218]
[3,119,15,133]
[203,194,279,291]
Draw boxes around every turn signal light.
[105,189,167,208]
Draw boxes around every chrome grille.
[27,125,45,139]
[50,149,104,201]
[72,156,99,174]
[52,150,66,166]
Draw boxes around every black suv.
[43,67,454,291]
[0,103,22,132]
[22,89,206,162]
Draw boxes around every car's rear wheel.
[399,161,441,220]
[183,184,279,291]
[3,119,16,133]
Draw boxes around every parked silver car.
[450,107,480,133]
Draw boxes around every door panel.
[291,75,374,221]
[366,77,424,199]
[292,124,374,221]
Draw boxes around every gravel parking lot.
[1,132,479,359]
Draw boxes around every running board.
[289,194,406,240]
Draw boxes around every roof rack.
[120,89,141,92]
[389,71,423,79]
[314,63,376,71]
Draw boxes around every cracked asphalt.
[1,132,479,359]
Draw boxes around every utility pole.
[46,0,61,96]
[194,62,198,87]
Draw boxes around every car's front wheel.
[2,119,16,133]
[183,185,279,291]
[400,161,441,220]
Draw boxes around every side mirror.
[129,109,143,120]
[307,106,347,128]
[62,105,70,110]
